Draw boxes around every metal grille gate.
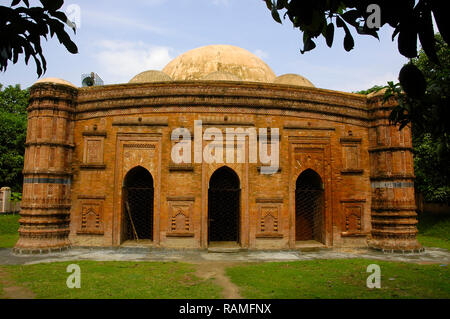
[208,167,240,242]
[123,167,154,241]
[295,170,324,242]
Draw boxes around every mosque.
[14,45,422,253]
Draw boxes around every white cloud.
[253,49,269,60]
[94,41,173,84]
[83,11,168,35]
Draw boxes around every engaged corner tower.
[13,78,78,254]
[367,90,423,253]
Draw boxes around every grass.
[0,214,19,248]
[0,212,448,299]
[417,213,450,250]
[226,259,450,299]
[1,261,222,299]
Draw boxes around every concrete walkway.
[0,246,449,265]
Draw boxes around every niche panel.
[340,200,366,236]
[166,197,195,237]
[77,198,105,235]
[255,198,283,238]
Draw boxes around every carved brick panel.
[77,200,104,235]
[166,197,195,237]
[340,200,365,236]
[256,199,283,238]
[83,137,104,164]
[340,137,362,173]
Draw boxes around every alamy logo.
[366,4,381,29]
[366,264,381,289]
[66,264,81,288]
[171,120,280,174]
[65,4,81,30]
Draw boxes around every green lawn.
[227,259,450,299]
[417,213,450,250]
[0,214,19,248]
[1,261,222,299]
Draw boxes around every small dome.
[274,74,315,88]
[367,88,388,98]
[129,70,172,83]
[162,45,276,83]
[34,78,76,88]
[201,71,242,81]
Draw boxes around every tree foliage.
[388,34,450,134]
[0,84,28,193]
[0,0,78,77]
[386,34,450,203]
[413,133,450,203]
[354,85,384,95]
[264,0,449,100]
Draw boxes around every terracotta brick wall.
[15,81,421,253]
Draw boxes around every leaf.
[398,21,418,58]
[392,26,400,41]
[301,34,316,54]
[417,5,439,64]
[325,23,334,47]
[341,9,360,28]
[276,0,287,10]
[337,16,354,51]
[343,28,354,51]
[358,24,379,40]
[336,16,345,28]
[10,0,21,6]
[399,64,426,98]
[271,7,282,24]
[39,0,64,11]
[430,0,450,44]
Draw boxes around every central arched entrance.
[122,166,154,242]
[295,169,324,243]
[208,166,240,244]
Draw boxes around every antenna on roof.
[81,72,104,87]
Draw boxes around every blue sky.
[0,0,409,92]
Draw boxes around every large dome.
[162,45,276,83]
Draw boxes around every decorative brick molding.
[284,122,336,131]
[112,117,168,126]
[169,164,195,172]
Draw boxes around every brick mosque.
[14,45,422,254]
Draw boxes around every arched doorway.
[122,166,154,242]
[295,169,324,243]
[208,167,240,243]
